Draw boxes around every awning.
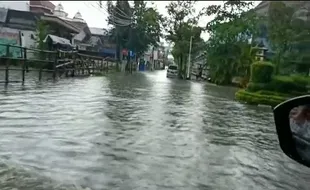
[43,34,73,47]
[101,48,116,54]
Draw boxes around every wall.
[20,30,37,59]
[0,27,37,58]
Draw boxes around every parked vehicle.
[166,65,178,78]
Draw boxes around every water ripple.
[0,70,309,190]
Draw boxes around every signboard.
[0,27,21,58]
[129,50,135,57]
[122,49,128,56]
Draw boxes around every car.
[166,65,178,78]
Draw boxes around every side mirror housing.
[273,95,310,167]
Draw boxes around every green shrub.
[254,90,291,97]
[247,75,309,94]
[235,89,288,107]
[270,76,308,94]
[247,82,268,92]
[250,61,274,83]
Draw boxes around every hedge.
[250,61,274,83]
[235,89,289,107]
[247,75,309,94]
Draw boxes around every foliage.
[205,1,260,85]
[247,75,309,95]
[266,2,310,74]
[235,89,288,107]
[270,76,308,94]
[250,61,274,83]
[267,2,295,74]
[129,1,163,56]
[35,20,49,60]
[105,0,162,60]
[164,1,205,78]
[106,0,131,61]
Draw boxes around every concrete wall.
[20,30,37,59]
[0,27,37,58]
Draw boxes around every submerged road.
[0,70,309,190]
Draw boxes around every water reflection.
[0,70,309,190]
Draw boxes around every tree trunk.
[179,54,183,78]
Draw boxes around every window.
[30,34,34,39]
[168,65,177,70]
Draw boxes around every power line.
[94,2,132,25]
[96,2,130,19]
[87,2,132,26]
[85,2,164,55]
[84,2,132,26]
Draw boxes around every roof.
[73,30,86,42]
[89,27,108,36]
[43,34,73,47]
[59,16,91,36]
[6,8,41,21]
[87,36,103,46]
[41,14,80,33]
[29,1,55,10]
[5,9,42,30]
[68,20,90,33]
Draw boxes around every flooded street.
[0,70,309,190]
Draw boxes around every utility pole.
[187,35,193,80]
[127,21,133,74]
[151,46,154,71]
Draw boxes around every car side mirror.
[273,95,310,167]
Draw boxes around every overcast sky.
[52,1,261,44]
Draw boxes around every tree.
[164,1,205,78]
[105,0,162,65]
[106,0,132,61]
[267,2,295,74]
[267,2,310,75]
[204,1,259,85]
[35,20,49,59]
[129,1,163,58]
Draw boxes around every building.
[0,8,41,58]
[0,2,115,58]
[29,0,55,15]
[0,1,30,12]
[89,27,115,56]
